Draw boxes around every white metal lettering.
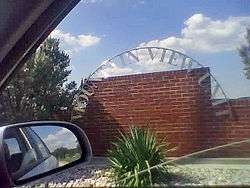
[168,51,177,66]
[81,88,94,96]
[120,54,125,65]
[215,109,230,116]
[198,72,210,86]
[181,56,187,70]
[212,83,220,98]
[128,51,139,62]
[79,94,89,102]
[212,98,227,106]
[187,59,193,73]
[148,48,155,60]
[160,49,166,62]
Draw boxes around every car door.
[3,126,59,180]
[19,127,58,180]
[3,127,38,180]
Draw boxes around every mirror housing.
[0,121,92,187]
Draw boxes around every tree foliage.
[239,28,250,79]
[52,146,81,161]
[0,37,77,123]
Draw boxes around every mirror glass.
[3,125,82,182]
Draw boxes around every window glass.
[4,138,21,155]
[23,128,50,160]
[1,1,250,187]
[3,127,38,178]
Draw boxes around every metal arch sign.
[72,47,232,120]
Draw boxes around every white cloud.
[95,63,136,78]
[78,34,101,47]
[88,14,250,79]
[139,14,250,53]
[50,29,101,55]
[43,128,78,152]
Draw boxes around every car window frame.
[4,138,22,156]
[3,128,37,180]
[3,126,54,181]
[0,0,81,93]
[4,121,92,186]
[11,127,53,180]
[22,127,51,160]
[3,128,29,157]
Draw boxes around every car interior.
[4,128,27,174]
[3,125,62,182]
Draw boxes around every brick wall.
[74,67,250,157]
[203,98,250,157]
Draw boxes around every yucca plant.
[108,127,174,187]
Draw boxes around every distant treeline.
[52,146,81,159]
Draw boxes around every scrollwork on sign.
[71,47,232,119]
[71,80,94,120]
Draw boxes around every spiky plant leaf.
[108,127,174,187]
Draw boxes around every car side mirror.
[0,121,92,187]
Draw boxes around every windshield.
[1,0,250,187]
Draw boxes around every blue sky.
[32,126,78,151]
[50,0,250,98]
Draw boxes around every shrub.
[108,127,174,187]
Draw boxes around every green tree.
[0,37,77,123]
[239,28,250,79]
[52,147,70,159]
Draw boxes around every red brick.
[70,68,250,157]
